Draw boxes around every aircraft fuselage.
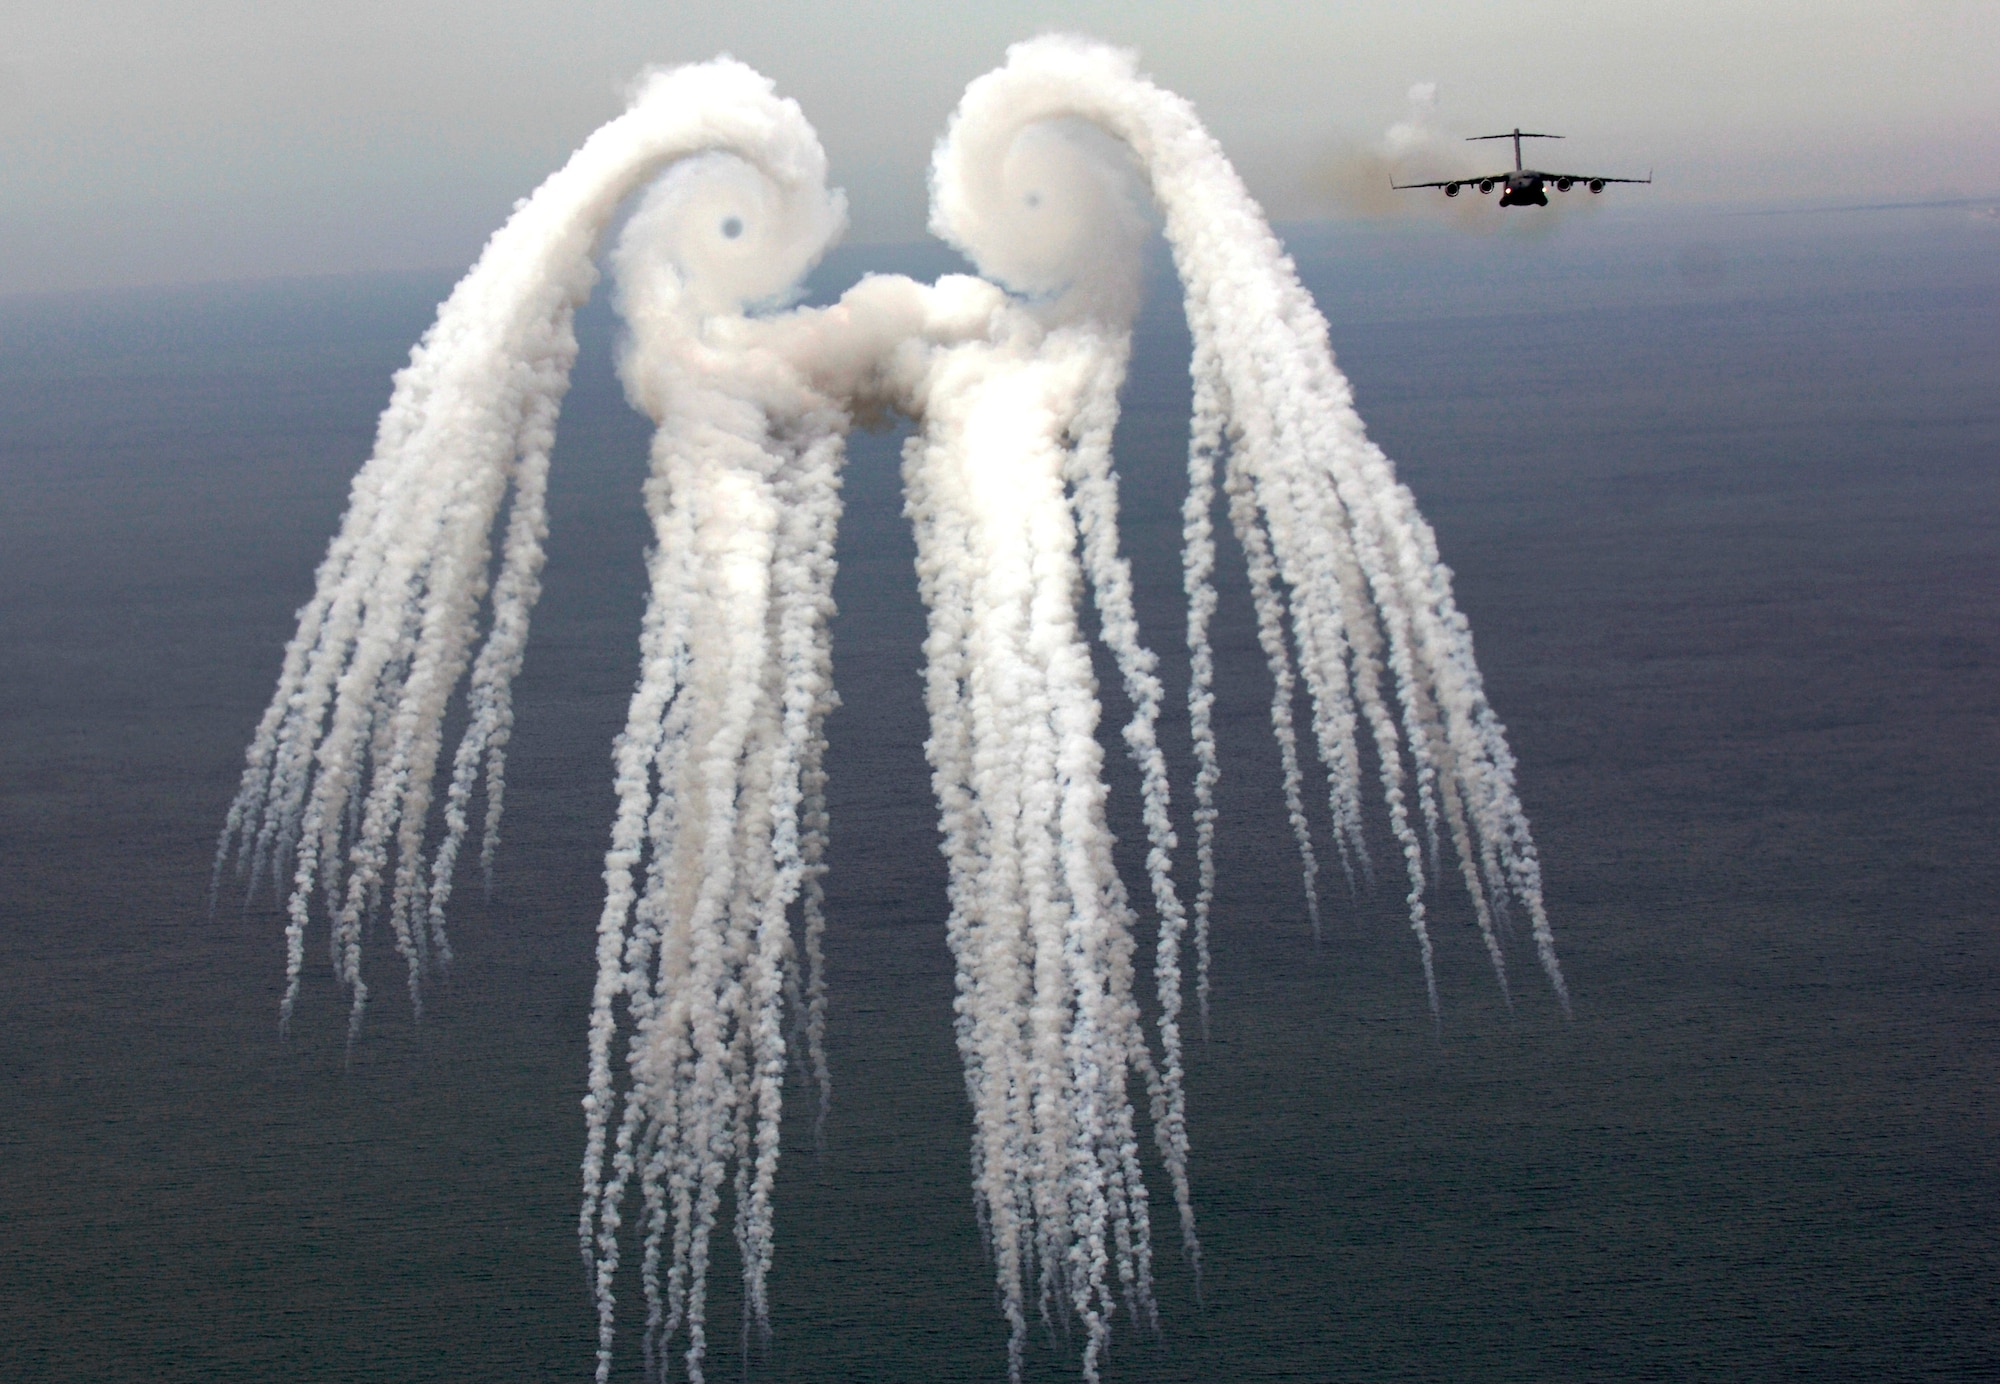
[1496,173,1549,207]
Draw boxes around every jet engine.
[1444,182,1461,197]
[1478,180,1495,195]
[1588,178,1605,193]
[1555,177,1574,192]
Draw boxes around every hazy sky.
[6,1,1996,296]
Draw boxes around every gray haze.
[5,0,1997,296]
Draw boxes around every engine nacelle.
[1444,182,1461,198]
[1555,177,1574,192]
[1588,178,1605,194]
[1478,180,1495,195]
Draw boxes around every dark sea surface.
[2,207,1996,1381]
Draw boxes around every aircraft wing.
[1543,172,1652,184]
[1390,174,1512,189]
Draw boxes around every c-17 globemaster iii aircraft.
[1394,129,1650,207]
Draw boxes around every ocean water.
[1,207,1996,1381]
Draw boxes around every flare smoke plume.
[218,35,1567,1383]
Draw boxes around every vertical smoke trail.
[582,183,1021,1384]
[578,142,850,1384]
[429,385,552,943]
[921,102,1200,1379]
[1179,334,1223,1032]
[903,319,1159,1383]
[1063,343,1200,1291]
[935,36,1571,1029]
[1225,445,1326,941]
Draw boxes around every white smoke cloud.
[1314,78,1491,224]
[221,37,1568,1384]
[1384,80,1444,159]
